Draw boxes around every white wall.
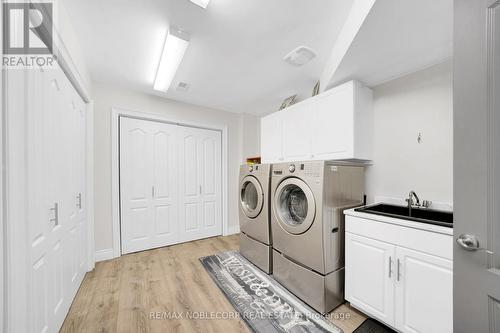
[58,0,93,93]
[241,113,261,161]
[365,60,453,207]
[93,82,248,252]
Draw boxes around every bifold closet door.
[120,117,178,254]
[120,117,222,254]
[178,126,222,243]
[26,63,88,333]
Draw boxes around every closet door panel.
[27,66,50,333]
[151,122,177,244]
[120,117,154,253]
[46,68,68,328]
[120,118,180,252]
[178,126,222,242]
[25,63,88,333]
[178,128,202,237]
[75,98,87,272]
[199,129,221,232]
[120,118,222,251]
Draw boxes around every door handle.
[152,186,155,198]
[76,193,82,209]
[49,202,59,226]
[388,256,392,278]
[456,234,494,254]
[397,259,401,281]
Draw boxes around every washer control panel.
[271,162,322,178]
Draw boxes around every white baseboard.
[95,248,114,262]
[226,225,240,236]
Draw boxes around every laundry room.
[1,0,497,333]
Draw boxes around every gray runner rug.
[200,251,343,333]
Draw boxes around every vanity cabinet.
[345,234,396,326]
[394,247,453,333]
[261,80,373,163]
[345,213,453,333]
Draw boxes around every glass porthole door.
[274,178,315,234]
[240,176,264,218]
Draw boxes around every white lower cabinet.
[395,247,453,333]
[345,234,396,326]
[345,217,453,333]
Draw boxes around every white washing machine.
[271,161,364,314]
[239,163,272,273]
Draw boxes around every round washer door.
[240,176,264,218]
[274,177,316,235]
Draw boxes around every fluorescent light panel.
[153,28,190,92]
[189,0,210,9]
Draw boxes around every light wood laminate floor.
[61,234,366,333]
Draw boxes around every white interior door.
[26,63,88,333]
[454,0,500,330]
[120,118,221,254]
[178,126,222,243]
[120,117,178,254]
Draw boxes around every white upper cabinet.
[281,100,313,161]
[261,80,372,163]
[260,110,283,162]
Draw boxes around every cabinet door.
[395,247,453,333]
[281,102,313,161]
[311,83,354,159]
[345,233,396,326]
[261,111,283,163]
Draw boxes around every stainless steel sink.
[355,203,453,228]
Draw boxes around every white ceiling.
[63,0,354,115]
[327,0,453,89]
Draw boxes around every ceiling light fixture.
[189,0,210,8]
[153,27,190,92]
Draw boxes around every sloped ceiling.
[325,0,453,89]
[63,0,354,115]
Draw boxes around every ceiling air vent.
[176,82,190,92]
[283,46,317,66]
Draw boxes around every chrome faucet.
[406,190,420,216]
